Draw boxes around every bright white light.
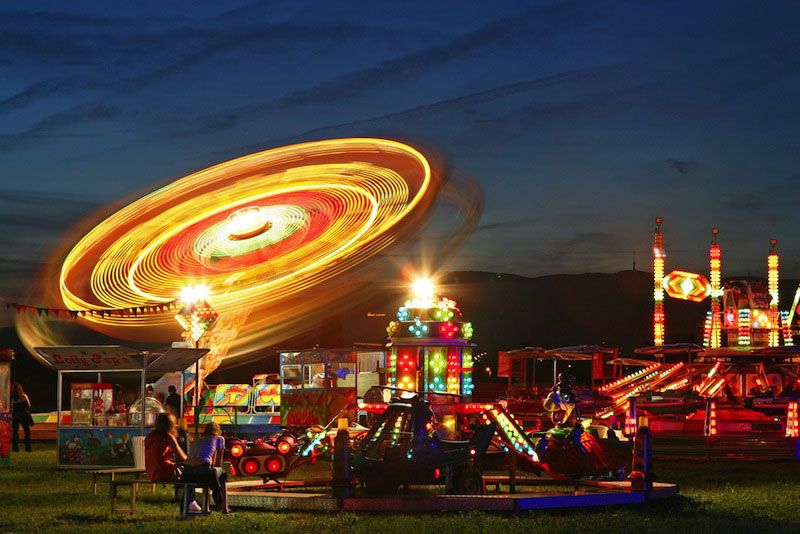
[227,206,270,240]
[180,284,210,304]
[412,278,435,300]
[679,277,695,296]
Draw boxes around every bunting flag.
[2,299,179,320]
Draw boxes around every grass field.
[1,444,799,533]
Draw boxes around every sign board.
[35,346,145,371]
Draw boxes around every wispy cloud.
[0,79,76,113]
[665,159,697,174]
[474,217,538,235]
[540,232,627,264]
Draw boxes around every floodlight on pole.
[175,284,217,436]
[175,285,217,342]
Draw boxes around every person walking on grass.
[11,383,32,452]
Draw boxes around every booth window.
[282,365,302,389]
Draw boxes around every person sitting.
[543,373,578,427]
[182,422,229,513]
[144,413,187,482]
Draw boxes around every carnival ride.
[350,394,494,495]
[493,219,800,451]
[16,138,480,394]
[222,281,632,494]
[591,219,800,441]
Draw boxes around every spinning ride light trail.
[20,138,478,372]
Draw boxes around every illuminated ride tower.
[385,279,476,404]
[707,228,722,349]
[653,217,666,346]
[768,239,780,347]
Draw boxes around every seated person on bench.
[182,422,229,513]
[145,413,187,482]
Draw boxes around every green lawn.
[1,444,799,533]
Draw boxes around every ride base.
[226,478,679,512]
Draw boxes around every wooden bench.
[86,467,147,495]
[109,478,154,515]
[108,476,217,517]
[175,481,213,518]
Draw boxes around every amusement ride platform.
[225,478,679,512]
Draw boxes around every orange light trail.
[19,138,458,370]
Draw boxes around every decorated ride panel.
[57,426,142,468]
[0,352,10,467]
[253,383,280,411]
[0,412,9,467]
[212,384,251,408]
[281,388,357,428]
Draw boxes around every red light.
[433,468,441,479]
[230,444,244,457]
[266,458,284,473]
[438,321,459,338]
[277,441,291,454]
[242,458,260,475]
[469,448,476,455]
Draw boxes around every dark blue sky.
[1,0,799,305]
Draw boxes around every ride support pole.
[331,418,352,498]
[508,449,517,494]
[641,417,653,494]
[628,416,652,494]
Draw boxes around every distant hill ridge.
[3,270,797,410]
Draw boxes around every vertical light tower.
[709,228,722,348]
[653,217,665,346]
[768,239,780,347]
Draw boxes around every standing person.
[182,422,230,513]
[165,385,182,417]
[11,383,32,452]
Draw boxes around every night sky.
[2,0,800,311]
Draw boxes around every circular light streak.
[226,206,272,241]
[21,138,443,368]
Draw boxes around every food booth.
[35,345,208,469]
